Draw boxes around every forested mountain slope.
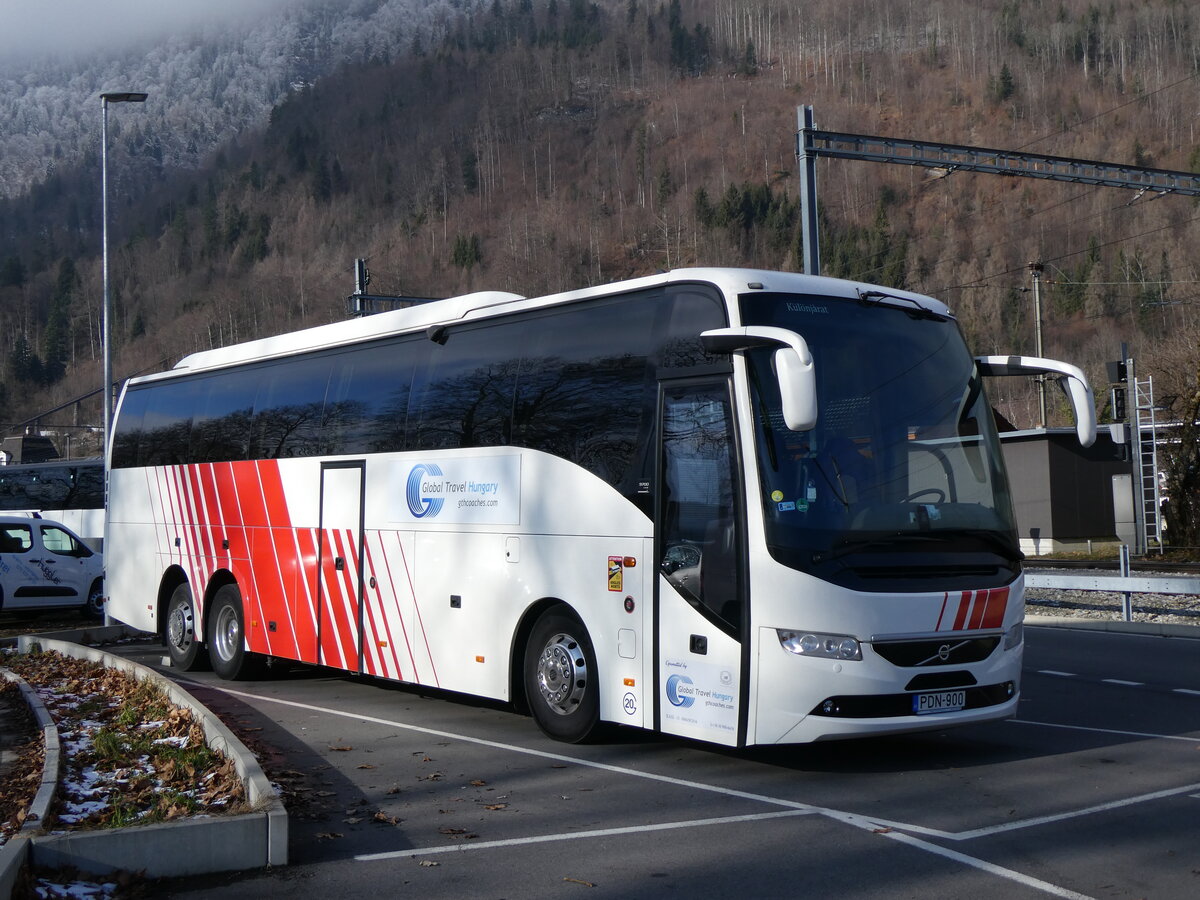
[0,0,1196,534]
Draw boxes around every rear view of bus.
[103,268,1094,748]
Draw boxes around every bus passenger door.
[317,462,366,674]
[655,379,746,747]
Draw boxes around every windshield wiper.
[856,289,949,321]
[958,529,1024,560]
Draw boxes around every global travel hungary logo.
[406,463,445,519]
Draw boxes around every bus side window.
[660,382,743,634]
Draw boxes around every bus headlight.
[777,629,862,661]
[1004,622,1023,650]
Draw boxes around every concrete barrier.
[0,629,286,892]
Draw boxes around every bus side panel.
[413,530,514,699]
[410,531,650,725]
[360,529,420,682]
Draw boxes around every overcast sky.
[0,0,302,62]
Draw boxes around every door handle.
[335,557,345,571]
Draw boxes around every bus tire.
[83,579,104,619]
[165,583,210,672]
[524,607,600,743]
[208,584,263,680]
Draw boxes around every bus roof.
[161,268,951,378]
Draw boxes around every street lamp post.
[100,91,147,461]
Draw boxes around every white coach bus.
[105,268,1095,746]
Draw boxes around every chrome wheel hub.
[167,602,194,649]
[213,604,241,662]
[536,632,587,716]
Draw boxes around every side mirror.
[701,326,817,431]
[975,355,1097,448]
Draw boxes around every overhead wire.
[825,71,1199,289]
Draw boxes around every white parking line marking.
[1037,670,1076,677]
[1011,718,1199,743]
[876,829,1096,900]
[356,809,813,861]
[1174,688,1200,696]
[211,685,1098,898]
[1102,679,1143,687]
[946,781,1200,841]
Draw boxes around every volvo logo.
[915,640,969,667]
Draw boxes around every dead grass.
[1,649,246,832]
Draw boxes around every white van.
[0,515,104,618]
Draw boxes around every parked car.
[0,515,104,618]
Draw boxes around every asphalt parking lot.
[87,624,1200,900]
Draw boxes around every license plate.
[913,690,966,715]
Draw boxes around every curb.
[0,669,60,900]
[1025,615,1199,638]
[0,627,286,891]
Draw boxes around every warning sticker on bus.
[608,556,623,591]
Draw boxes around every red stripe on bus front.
[982,587,1009,629]
[951,591,971,631]
[968,590,989,630]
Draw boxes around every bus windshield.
[740,291,1019,590]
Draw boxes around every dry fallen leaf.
[418,860,440,867]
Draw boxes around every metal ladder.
[1132,376,1162,554]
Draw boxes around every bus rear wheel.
[524,607,600,743]
[165,583,210,671]
[208,584,263,680]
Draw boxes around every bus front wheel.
[208,584,263,680]
[165,583,210,671]
[524,607,600,743]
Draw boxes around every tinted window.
[407,325,518,451]
[0,524,32,553]
[42,525,90,557]
[326,339,424,455]
[189,373,257,463]
[108,283,729,481]
[139,378,202,466]
[111,387,150,469]
[0,464,105,510]
[250,356,333,459]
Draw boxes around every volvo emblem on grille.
[915,640,969,666]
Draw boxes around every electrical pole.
[1029,261,1046,426]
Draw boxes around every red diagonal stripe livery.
[934,587,1010,632]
